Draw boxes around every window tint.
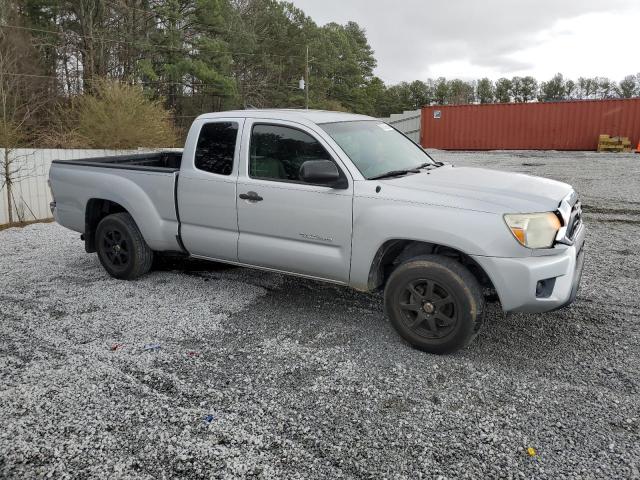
[195,122,238,175]
[250,124,333,182]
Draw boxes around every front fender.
[349,196,529,290]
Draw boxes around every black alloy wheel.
[384,255,484,354]
[398,278,458,339]
[95,212,153,280]
[100,228,130,269]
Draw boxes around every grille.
[566,201,583,240]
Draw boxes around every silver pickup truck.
[49,109,585,354]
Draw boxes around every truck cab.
[178,112,358,284]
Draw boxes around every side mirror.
[299,160,347,188]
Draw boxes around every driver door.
[236,120,353,283]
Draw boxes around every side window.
[249,124,333,182]
[195,122,238,175]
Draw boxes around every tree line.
[384,74,640,114]
[1,0,639,148]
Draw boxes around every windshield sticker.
[377,123,394,131]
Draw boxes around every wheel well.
[84,199,127,253]
[367,240,498,298]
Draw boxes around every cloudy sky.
[290,0,640,85]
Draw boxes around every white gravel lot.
[1,151,639,479]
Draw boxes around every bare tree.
[0,33,48,225]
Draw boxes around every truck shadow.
[150,255,586,366]
[152,255,237,274]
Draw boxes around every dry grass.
[42,79,179,149]
[0,218,53,232]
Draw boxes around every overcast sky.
[290,0,640,85]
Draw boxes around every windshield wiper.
[369,168,420,180]
[417,161,444,169]
[368,159,445,180]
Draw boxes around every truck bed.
[49,151,183,252]
[52,151,182,172]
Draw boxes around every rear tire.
[95,212,153,280]
[384,255,484,354]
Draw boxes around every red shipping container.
[421,98,640,151]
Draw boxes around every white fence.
[0,148,158,226]
[379,109,422,144]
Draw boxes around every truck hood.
[379,165,573,214]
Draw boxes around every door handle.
[239,191,263,202]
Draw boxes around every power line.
[2,71,306,90]
[0,23,304,59]
[1,72,58,80]
[0,71,224,87]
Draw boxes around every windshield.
[320,120,435,179]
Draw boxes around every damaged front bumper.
[472,221,586,313]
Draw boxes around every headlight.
[504,212,562,249]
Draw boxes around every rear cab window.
[195,122,239,176]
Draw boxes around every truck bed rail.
[52,151,182,173]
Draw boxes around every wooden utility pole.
[305,45,309,109]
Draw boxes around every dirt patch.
[0,218,54,231]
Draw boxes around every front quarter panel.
[349,183,529,290]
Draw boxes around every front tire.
[95,212,153,280]
[384,255,484,354]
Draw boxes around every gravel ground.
[1,151,639,479]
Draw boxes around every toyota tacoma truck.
[49,109,585,354]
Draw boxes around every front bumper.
[472,223,586,313]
